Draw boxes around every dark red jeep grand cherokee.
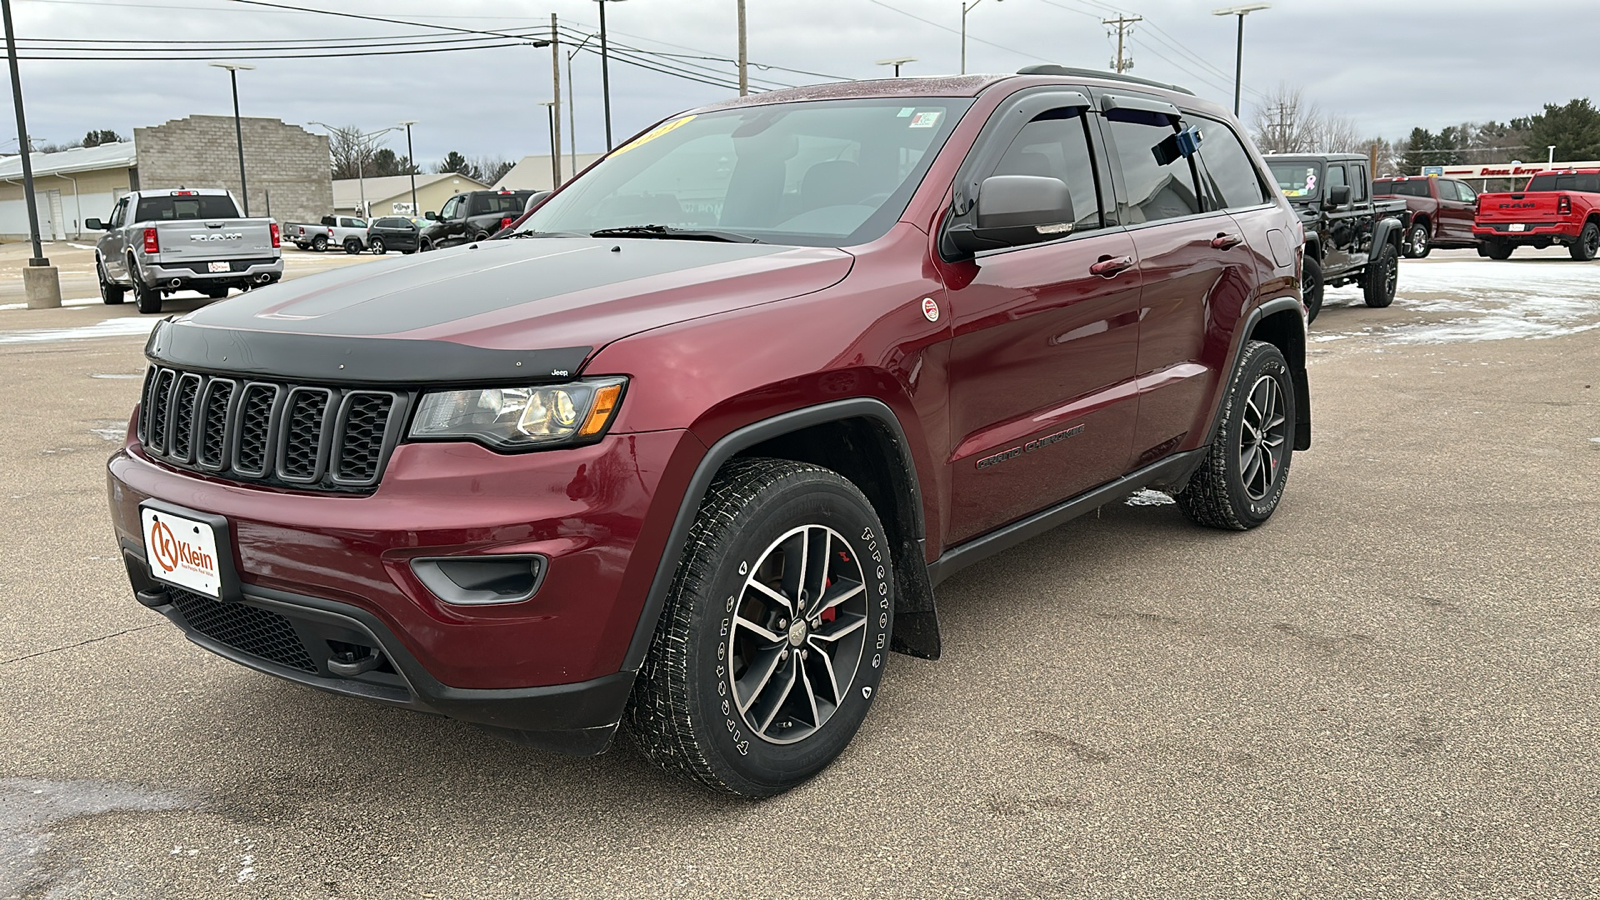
[109,68,1309,797]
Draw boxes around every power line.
[865,0,1053,64]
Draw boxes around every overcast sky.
[2,0,1588,167]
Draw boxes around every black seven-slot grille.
[138,366,408,492]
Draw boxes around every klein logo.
[921,297,940,322]
[148,517,214,575]
[189,233,243,241]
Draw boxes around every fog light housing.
[411,554,546,606]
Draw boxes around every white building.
[0,143,137,241]
[495,153,606,192]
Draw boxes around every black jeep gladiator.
[1266,153,1408,322]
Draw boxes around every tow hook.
[327,647,383,677]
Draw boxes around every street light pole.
[566,33,598,176]
[737,0,748,96]
[1212,4,1268,117]
[399,120,418,215]
[208,61,256,215]
[310,122,396,218]
[3,0,60,308]
[876,56,916,77]
[540,101,559,189]
[960,0,1001,76]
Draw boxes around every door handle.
[1090,255,1135,277]
[1211,233,1244,250]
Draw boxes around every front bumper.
[108,428,700,751]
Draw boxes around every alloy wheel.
[726,524,871,746]
[1238,374,1288,501]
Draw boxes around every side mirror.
[1324,185,1351,210]
[85,217,105,230]
[948,175,1076,257]
[424,211,438,221]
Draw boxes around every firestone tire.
[311,235,328,252]
[1406,223,1431,259]
[626,457,893,798]
[97,258,125,305]
[1301,256,1324,324]
[1569,221,1599,261]
[1364,241,1399,308]
[1175,341,1295,531]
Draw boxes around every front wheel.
[1569,221,1599,261]
[1301,256,1324,324]
[1406,223,1431,259]
[1364,242,1399,308]
[627,458,893,797]
[1176,341,1295,530]
[369,238,386,255]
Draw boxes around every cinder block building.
[0,116,334,242]
[134,115,331,225]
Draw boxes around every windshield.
[518,97,971,246]
[1268,162,1322,199]
[134,195,240,221]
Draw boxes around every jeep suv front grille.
[137,366,408,492]
[166,586,317,673]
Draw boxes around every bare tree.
[1249,83,1366,155]
[470,155,515,185]
[326,124,392,180]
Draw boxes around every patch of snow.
[90,372,142,379]
[0,297,100,311]
[0,316,159,345]
[67,242,97,251]
[1125,489,1175,507]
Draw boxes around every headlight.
[409,377,626,450]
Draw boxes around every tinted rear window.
[1526,173,1600,193]
[478,193,531,214]
[1385,179,1431,197]
[134,195,239,220]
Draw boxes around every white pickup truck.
[87,189,284,314]
[282,215,369,253]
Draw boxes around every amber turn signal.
[579,383,623,437]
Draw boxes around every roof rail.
[1016,65,1196,96]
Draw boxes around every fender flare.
[620,397,940,674]
[1205,295,1311,453]
[1370,216,1404,260]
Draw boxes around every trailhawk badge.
[921,297,939,322]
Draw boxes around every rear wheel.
[1301,256,1324,324]
[311,234,328,252]
[1176,341,1294,530]
[97,257,125,305]
[343,238,362,255]
[1485,240,1513,260]
[1364,242,1398,308]
[129,258,162,314]
[627,458,892,797]
[1406,222,1431,258]
[1569,221,1599,261]
[370,237,386,255]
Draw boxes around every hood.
[149,238,853,384]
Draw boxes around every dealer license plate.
[208,261,230,272]
[141,506,223,598]
[1508,223,1526,232]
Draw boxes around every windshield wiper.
[590,224,760,243]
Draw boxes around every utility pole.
[3,0,60,308]
[596,0,625,150]
[549,13,562,185]
[1102,14,1141,74]
[736,0,748,96]
[399,120,418,214]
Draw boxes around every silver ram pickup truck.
[87,189,284,314]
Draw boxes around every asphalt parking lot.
[1,247,1596,899]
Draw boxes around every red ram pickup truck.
[1372,175,1481,258]
[1472,169,1600,260]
